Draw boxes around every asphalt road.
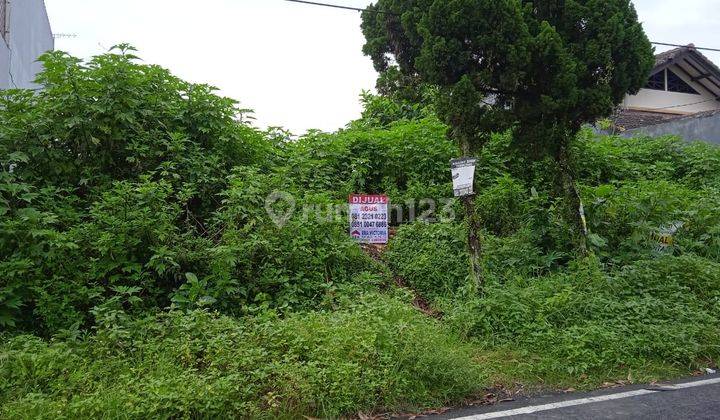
[432,375,720,420]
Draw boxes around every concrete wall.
[0,37,9,87]
[623,112,720,145]
[0,0,54,89]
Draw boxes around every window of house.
[667,69,700,94]
[645,70,665,90]
[0,1,6,45]
[645,68,701,94]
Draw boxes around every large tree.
[362,0,653,283]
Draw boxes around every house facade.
[615,45,720,132]
[0,0,54,89]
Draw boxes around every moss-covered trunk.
[459,139,484,290]
[555,143,588,256]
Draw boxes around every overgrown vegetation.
[1,295,486,419]
[361,0,655,276]
[1,47,719,418]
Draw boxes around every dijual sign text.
[349,194,389,244]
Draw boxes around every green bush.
[582,180,720,265]
[348,90,431,129]
[575,132,720,188]
[0,47,383,333]
[444,255,720,375]
[576,133,683,184]
[387,221,563,297]
[282,118,457,211]
[484,228,563,279]
[475,175,531,237]
[385,222,470,301]
[0,296,486,419]
[175,167,381,314]
[0,47,273,332]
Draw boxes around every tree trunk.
[555,143,588,256]
[462,195,484,290]
[459,139,484,291]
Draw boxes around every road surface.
[432,374,720,419]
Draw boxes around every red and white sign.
[349,194,389,244]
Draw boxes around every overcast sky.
[45,0,720,134]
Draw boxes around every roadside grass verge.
[0,294,487,419]
[4,253,718,420]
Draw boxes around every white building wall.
[0,0,54,89]
[622,64,720,114]
[623,88,720,114]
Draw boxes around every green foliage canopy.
[361,0,655,152]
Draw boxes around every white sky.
[45,0,720,134]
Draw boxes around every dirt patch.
[393,276,442,319]
[361,243,387,262]
[359,231,442,320]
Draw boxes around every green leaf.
[588,233,608,248]
[7,151,29,163]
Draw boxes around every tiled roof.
[653,44,720,81]
[657,108,720,123]
[613,110,683,131]
[614,108,720,131]
[654,47,685,67]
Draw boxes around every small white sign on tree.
[451,158,477,197]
